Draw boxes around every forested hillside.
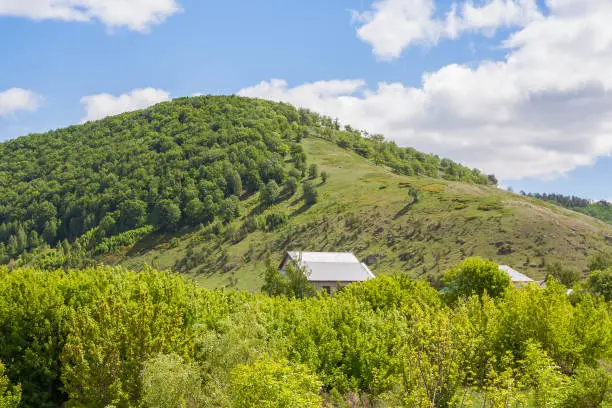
[0,261,611,407]
[0,96,490,268]
[526,193,612,225]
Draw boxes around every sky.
[1,0,611,200]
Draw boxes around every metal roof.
[499,265,534,283]
[285,252,376,282]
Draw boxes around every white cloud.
[81,88,170,122]
[0,88,41,118]
[353,0,542,59]
[239,0,612,180]
[0,0,181,32]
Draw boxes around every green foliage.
[152,199,182,232]
[589,251,612,272]
[320,170,329,183]
[264,212,288,231]
[229,358,323,408]
[557,365,612,408]
[408,186,419,203]
[302,181,318,205]
[0,96,495,268]
[546,262,581,288]
[442,257,512,303]
[0,361,20,408]
[588,269,612,301]
[260,180,281,205]
[284,176,298,196]
[262,260,316,299]
[527,193,612,225]
[308,163,318,179]
[140,353,203,408]
[521,340,566,408]
[1,262,611,407]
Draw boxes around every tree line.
[525,192,612,224]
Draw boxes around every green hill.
[1,95,611,290]
[116,136,612,290]
[525,193,612,225]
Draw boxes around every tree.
[229,171,243,197]
[262,262,288,297]
[303,181,318,206]
[588,251,612,272]
[558,365,612,408]
[118,199,147,230]
[30,201,57,230]
[230,358,322,408]
[0,361,20,408]
[262,259,316,299]
[320,171,329,183]
[441,257,511,303]
[260,180,280,205]
[545,262,581,288]
[520,340,566,408]
[152,200,181,231]
[284,177,298,196]
[184,198,205,225]
[98,214,116,237]
[408,187,419,203]
[587,269,612,301]
[283,261,317,299]
[140,354,203,408]
[42,219,58,245]
[308,163,318,179]
[219,196,240,223]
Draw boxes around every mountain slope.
[116,137,612,291]
[0,95,488,268]
[525,193,612,225]
[1,95,610,291]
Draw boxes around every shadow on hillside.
[125,233,166,257]
[394,201,416,220]
[292,203,312,218]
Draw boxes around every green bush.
[230,358,322,408]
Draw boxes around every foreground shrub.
[229,358,322,408]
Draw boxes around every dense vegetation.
[0,96,492,268]
[0,257,611,407]
[526,193,612,225]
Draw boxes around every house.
[499,265,535,288]
[279,251,375,293]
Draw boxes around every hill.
[525,193,612,225]
[115,137,612,290]
[1,95,611,290]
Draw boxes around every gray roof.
[499,265,534,283]
[284,252,375,282]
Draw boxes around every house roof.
[499,265,534,283]
[282,251,375,282]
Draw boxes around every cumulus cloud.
[81,88,170,122]
[0,0,182,32]
[239,0,612,180]
[353,0,542,59]
[0,88,41,118]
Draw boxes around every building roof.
[499,265,534,283]
[282,251,375,282]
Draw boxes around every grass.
[112,137,612,292]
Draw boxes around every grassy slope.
[113,137,612,291]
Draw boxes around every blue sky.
[1,0,611,200]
